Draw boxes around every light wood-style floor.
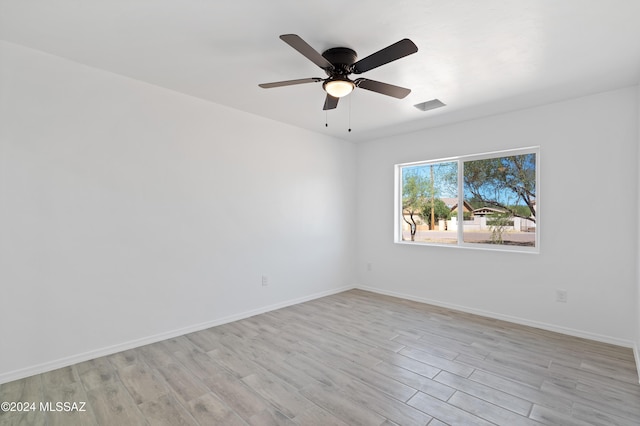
[1,289,639,425]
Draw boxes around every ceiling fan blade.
[323,94,339,110]
[352,39,418,74]
[280,34,334,70]
[355,78,411,99]
[259,77,323,88]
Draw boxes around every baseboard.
[356,285,636,349]
[0,284,356,385]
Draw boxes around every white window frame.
[394,147,540,253]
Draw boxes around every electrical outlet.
[262,275,269,286]
[556,289,567,303]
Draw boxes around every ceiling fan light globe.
[324,80,355,98]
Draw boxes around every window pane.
[462,153,536,247]
[401,161,458,244]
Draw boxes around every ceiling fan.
[259,34,418,110]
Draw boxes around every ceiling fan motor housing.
[322,47,358,76]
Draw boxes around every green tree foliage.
[510,204,532,218]
[402,171,431,240]
[402,161,459,239]
[420,198,450,228]
[463,154,536,222]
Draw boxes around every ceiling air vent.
[414,99,445,111]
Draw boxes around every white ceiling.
[2,1,639,142]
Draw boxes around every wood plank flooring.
[1,289,639,425]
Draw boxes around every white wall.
[637,82,640,372]
[0,41,356,382]
[356,86,638,346]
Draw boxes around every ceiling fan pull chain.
[348,92,352,132]
[325,111,328,127]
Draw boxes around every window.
[395,147,539,253]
